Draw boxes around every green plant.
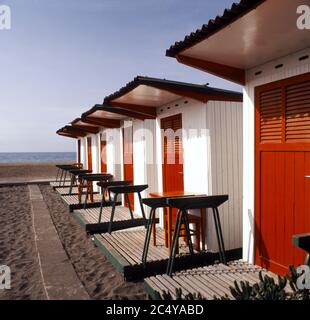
[155,265,310,300]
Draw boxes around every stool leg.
[125,193,134,219]
[215,207,226,264]
[58,170,64,186]
[152,212,156,246]
[56,168,60,182]
[98,193,105,223]
[63,170,67,186]
[90,182,94,203]
[108,193,118,233]
[69,174,74,195]
[84,180,89,209]
[195,223,201,251]
[142,208,155,266]
[167,209,182,276]
[182,210,194,255]
[212,207,226,264]
[138,192,147,222]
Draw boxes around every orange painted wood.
[100,135,107,173]
[255,73,310,275]
[87,137,92,171]
[123,126,134,209]
[77,139,81,165]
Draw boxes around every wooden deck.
[50,181,72,188]
[144,261,283,300]
[61,193,101,211]
[74,206,147,234]
[55,186,79,195]
[93,227,240,280]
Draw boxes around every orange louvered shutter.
[285,80,310,142]
[259,88,282,143]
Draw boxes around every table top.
[149,191,203,198]
[81,173,112,181]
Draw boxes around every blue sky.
[0,0,241,152]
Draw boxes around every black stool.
[105,184,148,233]
[166,195,228,276]
[82,173,113,209]
[142,197,169,266]
[97,180,132,219]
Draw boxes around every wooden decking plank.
[154,275,180,298]
[199,274,233,297]
[96,234,136,265]
[111,231,145,264]
[102,233,139,264]
[104,232,143,264]
[162,274,191,297]
[178,274,215,299]
[148,277,177,299]
[185,273,227,298]
[144,278,165,298]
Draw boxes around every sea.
[0,152,76,163]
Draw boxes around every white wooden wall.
[80,137,87,168]
[207,101,243,251]
[105,128,122,181]
[132,119,158,216]
[243,47,310,263]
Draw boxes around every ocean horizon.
[0,152,76,163]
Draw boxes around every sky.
[0,0,241,152]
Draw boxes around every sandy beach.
[0,162,63,183]
[0,163,147,300]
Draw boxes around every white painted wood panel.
[207,100,243,251]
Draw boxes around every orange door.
[161,114,184,221]
[255,73,310,274]
[87,137,92,171]
[100,134,107,173]
[123,126,134,208]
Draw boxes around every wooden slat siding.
[207,101,243,251]
[144,261,282,300]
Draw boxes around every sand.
[0,186,46,299]
[40,185,147,300]
[0,163,147,300]
[0,162,63,183]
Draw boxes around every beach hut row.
[56,0,310,298]
[57,76,243,254]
